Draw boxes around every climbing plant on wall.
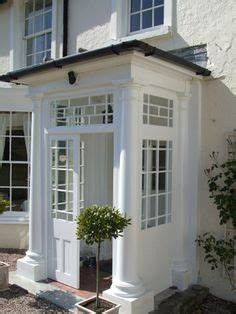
[197,131,236,290]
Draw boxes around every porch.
[0,40,211,314]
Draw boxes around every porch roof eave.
[0,40,211,85]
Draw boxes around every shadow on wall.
[198,79,236,302]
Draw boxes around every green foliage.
[76,205,131,245]
[76,205,131,310]
[0,194,9,214]
[204,152,236,227]
[196,233,235,289]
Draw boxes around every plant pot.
[0,262,9,291]
[75,296,120,314]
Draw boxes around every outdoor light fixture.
[68,71,77,85]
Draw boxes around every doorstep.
[9,271,83,312]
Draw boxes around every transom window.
[130,0,164,33]
[141,139,172,229]
[51,94,114,127]
[0,112,31,212]
[143,94,173,127]
[24,0,52,66]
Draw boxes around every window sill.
[119,25,172,43]
[0,212,29,225]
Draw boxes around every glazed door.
[48,137,84,288]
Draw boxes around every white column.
[171,92,192,290]
[104,84,154,314]
[17,96,46,281]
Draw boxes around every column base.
[172,259,191,291]
[17,250,46,282]
[103,288,154,314]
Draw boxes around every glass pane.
[142,0,153,10]
[158,216,166,225]
[142,10,152,29]
[12,164,28,186]
[0,164,10,186]
[12,189,28,212]
[149,196,156,218]
[35,52,44,64]
[27,55,34,66]
[147,219,156,228]
[142,149,147,171]
[131,0,140,13]
[25,1,34,18]
[58,170,66,189]
[142,173,147,195]
[0,137,9,161]
[150,149,157,171]
[46,32,52,50]
[35,0,44,13]
[141,198,146,219]
[36,34,45,53]
[27,38,34,55]
[154,0,164,5]
[149,173,156,194]
[150,95,168,107]
[158,172,166,193]
[91,95,106,104]
[34,14,44,33]
[154,6,164,26]
[158,194,166,216]
[12,112,25,135]
[0,113,10,136]
[130,13,140,32]
[58,191,66,204]
[159,150,166,171]
[25,18,33,36]
[0,188,10,211]
[45,0,52,10]
[11,138,27,161]
[58,149,67,168]
[44,11,52,29]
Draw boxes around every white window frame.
[9,0,63,71]
[0,110,32,224]
[24,0,53,66]
[110,0,172,42]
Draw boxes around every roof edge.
[0,40,211,83]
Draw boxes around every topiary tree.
[0,194,9,215]
[76,205,131,310]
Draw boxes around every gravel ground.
[0,284,67,313]
[0,248,25,271]
[0,249,68,313]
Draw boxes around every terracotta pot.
[0,262,9,291]
[75,296,120,314]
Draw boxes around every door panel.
[48,137,81,288]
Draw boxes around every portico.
[0,41,210,313]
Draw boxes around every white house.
[0,0,235,313]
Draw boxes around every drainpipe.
[63,0,69,57]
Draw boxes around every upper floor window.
[24,0,52,66]
[130,0,164,33]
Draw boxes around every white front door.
[48,137,84,288]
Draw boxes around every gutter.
[0,40,211,83]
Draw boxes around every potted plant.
[0,194,10,291]
[75,205,131,314]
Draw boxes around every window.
[50,139,84,221]
[24,0,52,66]
[141,139,172,229]
[130,0,164,33]
[51,94,114,127]
[143,94,173,127]
[0,112,31,212]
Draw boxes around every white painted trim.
[0,212,29,224]
[111,0,173,40]
[45,125,114,136]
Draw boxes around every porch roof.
[0,40,211,83]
